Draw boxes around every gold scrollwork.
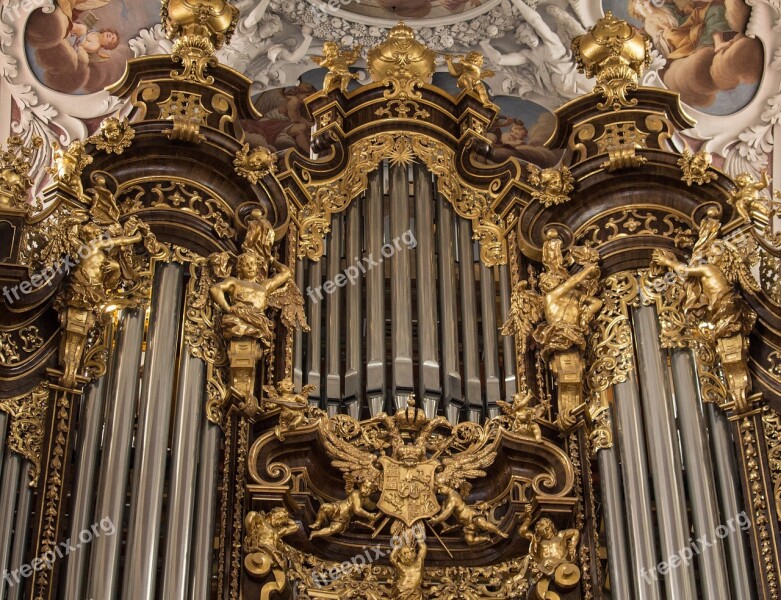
[159,91,211,143]
[763,407,781,523]
[578,209,690,248]
[297,132,507,266]
[595,122,648,171]
[0,135,43,213]
[0,384,49,486]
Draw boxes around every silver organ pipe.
[293,256,305,391]
[0,452,21,596]
[414,164,440,418]
[87,309,145,599]
[326,212,342,413]
[365,170,386,415]
[161,346,206,600]
[306,256,324,405]
[344,200,363,419]
[6,464,32,600]
[437,193,462,423]
[458,219,482,422]
[390,163,414,408]
[122,262,185,600]
[498,265,517,402]
[190,421,221,600]
[63,373,111,600]
[480,262,501,416]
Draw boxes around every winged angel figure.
[313,400,503,549]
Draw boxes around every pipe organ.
[1,3,781,599]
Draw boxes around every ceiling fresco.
[2,0,780,190]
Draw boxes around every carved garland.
[296,132,508,266]
[0,384,48,486]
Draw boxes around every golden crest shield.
[377,457,439,527]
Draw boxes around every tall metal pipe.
[458,219,481,420]
[5,463,32,600]
[414,165,440,418]
[344,200,363,407]
[498,265,517,401]
[613,372,662,600]
[122,262,185,600]
[306,258,323,405]
[632,305,696,600]
[480,262,501,412]
[670,349,730,600]
[161,346,206,600]
[190,421,221,600]
[326,212,342,408]
[86,309,145,599]
[63,371,111,600]
[366,170,386,414]
[390,164,413,406]
[0,453,21,596]
[293,257,305,391]
[596,410,634,600]
[0,413,7,485]
[706,403,756,599]
[437,195,461,422]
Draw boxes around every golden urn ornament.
[368,22,436,98]
[572,11,651,110]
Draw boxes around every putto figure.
[520,505,580,588]
[312,42,362,92]
[445,51,495,107]
[390,538,427,600]
[262,378,318,440]
[429,484,508,545]
[729,170,773,225]
[309,481,378,539]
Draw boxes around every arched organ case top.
[0,4,780,600]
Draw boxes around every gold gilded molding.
[87,117,135,155]
[678,148,717,187]
[297,132,507,266]
[0,384,48,486]
[0,135,43,213]
[572,11,651,111]
[48,140,92,197]
[594,122,647,171]
[159,91,211,144]
[763,407,781,522]
[528,165,574,207]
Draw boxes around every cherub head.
[510,120,528,141]
[397,546,417,565]
[100,117,122,142]
[278,378,295,394]
[734,172,755,188]
[534,517,556,539]
[99,28,120,51]
[81,222,104,243]
[322,41,340,57]
[268,506,292,528]
[463,51,484,67]
[236,251,261,281]
[515,23,539,48]
[690,151,712,173]
[359,480,375,496]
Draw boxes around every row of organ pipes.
[294,162,518,422]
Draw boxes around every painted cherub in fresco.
[69,21,119,63]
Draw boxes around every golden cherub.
[390,538,427,600]
[430,484,509,546]
[445,51,495,107]
[49,140,93,195]
[520,505,580,577]
[730,170,773,225]
[496,388,544,442]
[88,117,135,154]
[312,42,362,92]
[309,480,379,539]
[244,506,299,578]
[528,165,575,207]
[678,148,716,187]
[262,378,317,440]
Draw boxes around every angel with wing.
[311,42,362,93]
[429,443,506,546]
[445,52,495,107]
[262,378,318,440]
[652,222,759,342]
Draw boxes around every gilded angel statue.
[262,378,318,440]
[496,388,544,442]
[391,538,427,600]
[519,505,580,577]
[729,170,773,225]
[311,42,361,92]
[309,480,379,539]
[445,51,495,107]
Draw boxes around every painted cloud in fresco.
[610,0,763,114]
